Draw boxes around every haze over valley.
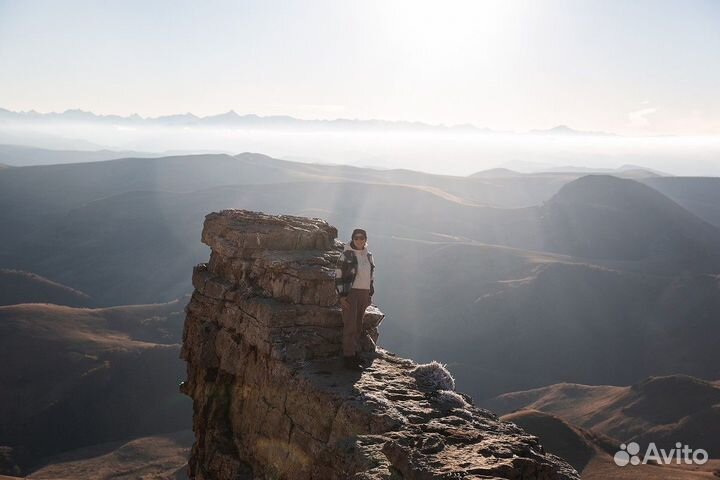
[2,108,720,176]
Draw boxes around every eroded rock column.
[180,210,383,478]
[180,209,579,480]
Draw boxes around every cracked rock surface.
[180,209,579,480]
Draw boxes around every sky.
[1,0,719,136]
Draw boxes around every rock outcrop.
[180,209,579,480]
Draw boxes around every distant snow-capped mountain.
[0,107,617,136]
[0,107,503,133]
[528,124,617,136]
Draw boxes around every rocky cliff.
[179,209,579,480]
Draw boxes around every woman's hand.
[340,297,350,310]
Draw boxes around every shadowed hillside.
[2,154,720,401]
[0,300,191,473]
[540,175,720,269]
[501,409,616,471]
[642,176,720,228]
[500,408,720,479]
[0,269,92,306]
[487,374,720,458]
[24,431,193,480]
[378,234,720,399]
[4,159,720,306]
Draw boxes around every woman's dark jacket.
[334,243,375,298]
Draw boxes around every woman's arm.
[334,251,350,298]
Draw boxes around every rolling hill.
[539,175,720,269]
[0,300,191,474]
[501,409,615,471]
[487,374,720,458]
[0,269,92,306]
[500,406,720,479]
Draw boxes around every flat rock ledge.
[180,209,579,480]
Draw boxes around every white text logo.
[614,442,708,467]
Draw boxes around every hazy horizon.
[1,0,719,136]
[3,116,720,176]
[4,0,720,176]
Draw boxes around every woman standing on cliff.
[334,228,375,371]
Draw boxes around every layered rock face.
[180,209,579,480]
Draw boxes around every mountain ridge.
[0,106,621,136]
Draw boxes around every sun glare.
[376,1,523,67]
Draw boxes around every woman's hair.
[351,228,368,249]
[351,228,367,240]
